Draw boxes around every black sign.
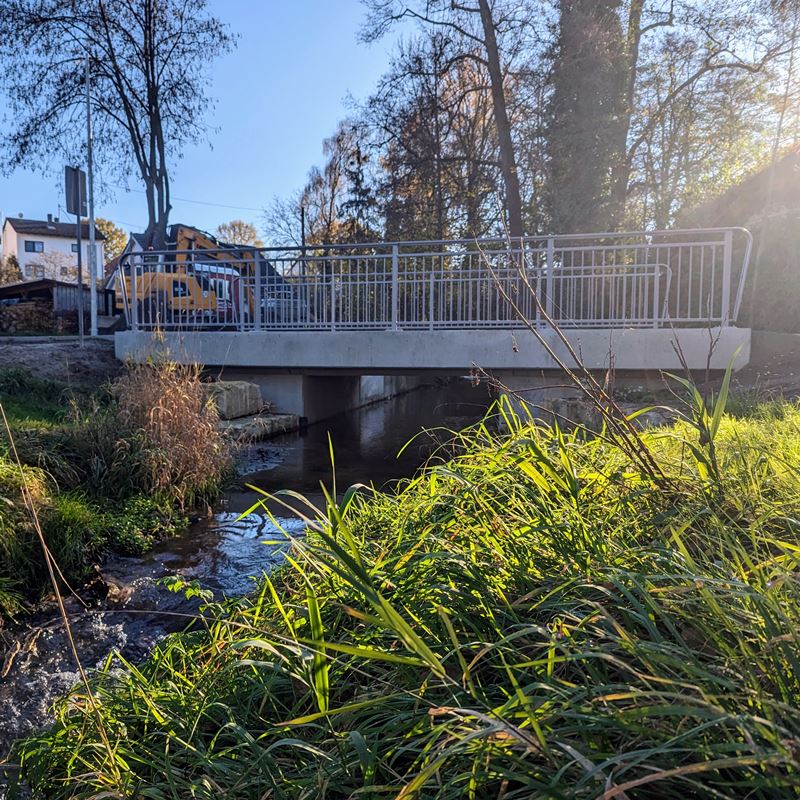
[64,166,87,216]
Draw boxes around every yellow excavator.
[112,224,261,326]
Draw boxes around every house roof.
[0,278,111,299]
[4,217,106,240]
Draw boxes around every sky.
[0,0,403,238]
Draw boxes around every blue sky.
[0,1,402,237]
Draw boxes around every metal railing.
[116,228,752,333]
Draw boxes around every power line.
[58,203,143,231]
[111,184,264,213]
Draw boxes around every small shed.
[0,279,116,334]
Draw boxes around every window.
[60,266,71,276]
[172,280,190,298]
[71,243,79,253]
[24,240,44,253]
[25,264,44,278]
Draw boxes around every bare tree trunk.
[606,0,650,230]
[142,0,170,250]
[477,0,524,238]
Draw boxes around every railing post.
[545,237,555,323]
[157,256,164,329]
[238,271,246,332]
[253,255,262,330]
[391,244,399,331]
[652,267,660,329]
[721,228,732,326]
[331,261,337,332]
[429,268,435,331]
[130,259,138,331]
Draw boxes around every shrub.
[0,361,231,611]
[0,457,50,614]
[106,495,187,556]
[0,367,63,396]
[2,361,231,509]
[112,360,230,508]
[40,495,107,578]
[0,477,109,610]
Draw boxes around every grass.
[8,392,800,798]
[0,367,70,430]
[0,363,230,615]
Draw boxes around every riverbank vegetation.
[11,392,800,797]
[0,363,230,616]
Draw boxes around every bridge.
[114,228,753,420]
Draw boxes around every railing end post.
[391,244,399,331]
[721,228,733,326]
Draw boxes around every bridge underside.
[116,326,751,375]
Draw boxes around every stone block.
[218,412,300,441]
[203,381,264,420]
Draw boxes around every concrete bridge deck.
[115,325,751,422]
[115,325,751,374]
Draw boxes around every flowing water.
[0,380,490,775]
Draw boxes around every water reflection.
[234,380,491,509]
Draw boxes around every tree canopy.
[96,217,128,262]
[0,0,235,248]
[266,0,798,243]
[215,220,264,248]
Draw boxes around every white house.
[1,214,105,283]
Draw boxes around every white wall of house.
[1,221,19,269]
[1,219,105,283]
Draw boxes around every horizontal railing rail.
[115,227,750,333]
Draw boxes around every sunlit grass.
[10,397,800,798]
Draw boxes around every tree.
[365,34,453,241]
[0,0,235,249]
[96,217,128,262]
[27,251,78,282]
[0,255,22,285]
[215,220,264,247]
[363,33,503,241]
[626,42,770,229]
[264,121,379,247]
[362,0,532,238]
[544,0,790,232]
[262,192,306,248]
[605,0,789,229]
[548,0,625,233]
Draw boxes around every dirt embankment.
[0,337,122,388]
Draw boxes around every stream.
[0,380,490,774]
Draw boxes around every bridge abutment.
[215,370,429,423]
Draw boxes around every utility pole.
[86,52,98,336]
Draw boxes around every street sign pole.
[86,53,98,337]
[65,165,87,344]
[76,179,84,343]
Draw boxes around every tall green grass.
[10,398,800,798]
